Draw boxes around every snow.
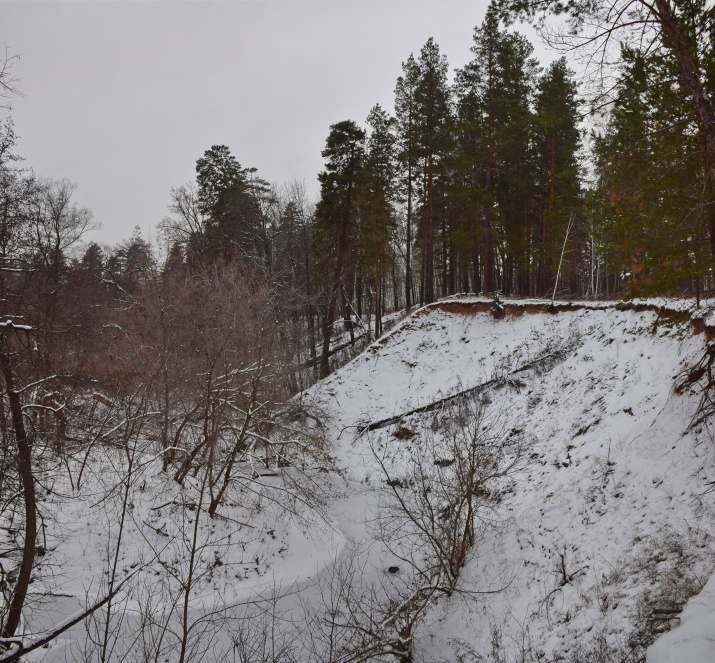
[5,296,715,660]
[647,567,715,662]
[1,447,345,660]
[309,297,715,660]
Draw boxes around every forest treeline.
[5,2,712,385]
[152,2,715,378]
[165,2,715,368]
[71,3,715,384]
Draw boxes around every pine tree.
[454,4,539,295]
[491,23,539,295]
[394,55,421,308]
[195,145,266,261]
[314,120,366,377]
[534,58,582,295]
[196,145,244,215]
[594,44,711,294]
[106,226,155,294]
[415,38,451,304]
[360,105,397,337]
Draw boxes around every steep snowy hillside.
[310,297,715,662]
[8,297,715,663]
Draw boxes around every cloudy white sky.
[2,1,556,246]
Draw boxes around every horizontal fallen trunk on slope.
[359,345,573,434]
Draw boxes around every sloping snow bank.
[647,569,715,662]
[7,295,714,661]
[310,297,715,661]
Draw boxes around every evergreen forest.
[3,2,713,383]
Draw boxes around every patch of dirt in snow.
[310,300,715,661]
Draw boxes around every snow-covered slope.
[646,572,715,662]
[11,297,715,662]
[311,297,715,661]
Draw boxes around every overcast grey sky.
[2,0,556,246]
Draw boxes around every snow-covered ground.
[6,296,715,661]
[308,297,715,661]
[647,573,715,662]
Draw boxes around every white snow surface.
[6,296,715,660]
[309,297,715,660]
[647,572,715,663]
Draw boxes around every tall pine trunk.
[406,161,413,309]
[425,149,435,303]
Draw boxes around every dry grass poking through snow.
[310,299,715,662]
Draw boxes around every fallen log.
[358,346,571,434]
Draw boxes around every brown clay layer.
[408,299,715,341]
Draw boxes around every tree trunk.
[406,161,413,309]
[319,175,354,378]
[441,214,448,298]
[484,160,493,296]
[652,0,715,154]
[0,341,37,639]
[304,228,317,373]
[472,242,481,294]
[527,205,534,297]
[343,281,354,346]
[701,132,715,259]
[392,261,399,311]
[356,276,363,318]
[426,150,434,304]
